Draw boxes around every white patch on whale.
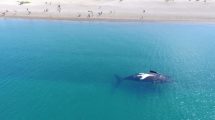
[137,73,154,80]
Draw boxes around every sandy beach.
[1,0,215,22]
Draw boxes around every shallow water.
[0,19,215,120]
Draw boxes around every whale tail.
[113,74,124,88]
[111,74,124,94]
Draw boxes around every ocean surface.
[0,19,215,120]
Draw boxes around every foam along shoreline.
[1,0,215,22]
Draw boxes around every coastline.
[3,15,215,24]
[1,0,215,23]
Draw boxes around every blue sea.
[0,19,215,120]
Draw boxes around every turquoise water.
[0,19,215,120]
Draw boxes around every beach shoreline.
[3,15,215,25]
[1,0,215,23]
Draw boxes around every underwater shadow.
[111,79,172,97]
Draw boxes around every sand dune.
[0,0,215,22]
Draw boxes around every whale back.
[149,70,158,74]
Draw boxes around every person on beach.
[1,12,6,16]
[26,8,31,15]
[1,10,8,16]
[77,13,81,17]
[57,4,61,13]
[98,11,103,16]
[44,8,48,13]
[88,11,93,17]
[140,9,146,20]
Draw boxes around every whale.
[114,70,170,85]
